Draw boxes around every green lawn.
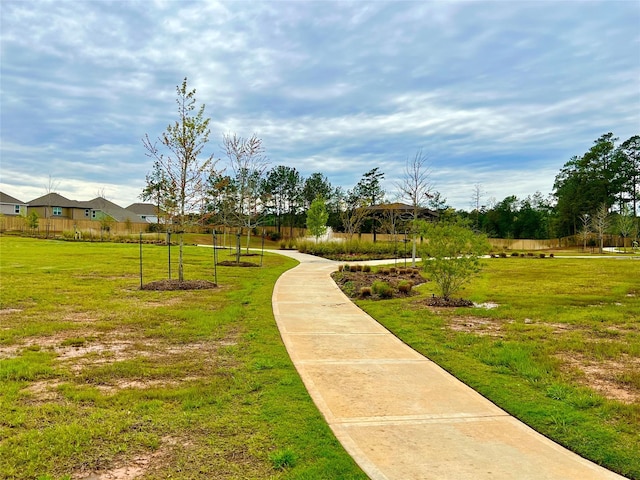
[0,236,366,480]
[356,256,640,479]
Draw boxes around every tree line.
[142,79,639,278]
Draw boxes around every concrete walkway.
[271,251,626,480]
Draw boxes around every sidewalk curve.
[271,250,626,480]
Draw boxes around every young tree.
[222,133,269,253]
[578,213,591,252]
[142,77,217,282]
[338,187,370,241]
[26,211,39,233]
[306,196,329,242]
[593,204,609,254]
[616,205,635,252]
[416,220,491,300]
[141,160,175,231]
[394,149,433,265]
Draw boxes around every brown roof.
[0,192,26,204]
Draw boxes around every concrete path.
[271,251,626,480]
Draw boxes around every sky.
[1,0,639,211]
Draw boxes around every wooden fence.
[0,215,631,250]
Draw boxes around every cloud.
[1,0,638,211]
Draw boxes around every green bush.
[372,281,393,299]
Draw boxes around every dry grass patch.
[558,353,640,404]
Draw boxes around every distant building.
[126,203,161,223]
[26,193,94,220]
[0,192,27,216]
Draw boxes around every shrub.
[398,280,413,294]
[389,267,397,275]
[360,287,372,298]
[398,268,407,274]
[550,253,554,258]
[354,264,363,272]
[362,264,371,273]
[539,253,546,258]
[338,265,344,272]
[500,252,507,258]
[511,252,519,257]
[268,231,282,241]
[343,264,351,272]
[372,281,393,298]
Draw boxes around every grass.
[0,236,366,479]
[355,256,640,479]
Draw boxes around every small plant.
[354,264,363,272]
[343,264,351,272]
[550,253,554,258]
[539,253,546,258]
[360,286,372,298]
[338,265,345,272]
[381,268,390,275]
[270,448,297,470]
[362,264,371,273]
[500,252,507,258]
[372,280,393,298]
[389,267,397,275]
[398,268,407,275]
[511,252,519,257]
[398,280,413,294]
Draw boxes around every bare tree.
[578,213,591,252]
[222,133,269,253]
[338,188,370,241]
[616,204,635,252]
[593,204,609,254]
[142,77,217,282]
[470,183,485,231]
[394,149,433,266]
[43,174,60,238]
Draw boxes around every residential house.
[87,197,138,223]
[126,203,161,223]
[0,192,27,216]
[27,193,95,220]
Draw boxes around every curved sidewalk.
[271,251,625,480]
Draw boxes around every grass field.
[0,236,366,479]
[355,255,640,479]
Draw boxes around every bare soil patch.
[558,353,640,404]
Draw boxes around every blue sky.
[1,0,638,210]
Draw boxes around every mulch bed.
[420,296,474,307]
[141,280,217,291]
[217,261,259,267]
[332,268,427,299]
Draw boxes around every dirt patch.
[141,280,217,291]
[0,308,22,315]
[558,353,640,404]
[447,316,506,337]
[73,436,190,480]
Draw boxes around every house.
[126,203,161,223]
[87,197,138,223]
[27,193,95,220]
[0,192,28,216]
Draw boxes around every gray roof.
[87,197,138,222]
[27,193,91,208]
[126,203,160,216]
[0,192,26,205]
